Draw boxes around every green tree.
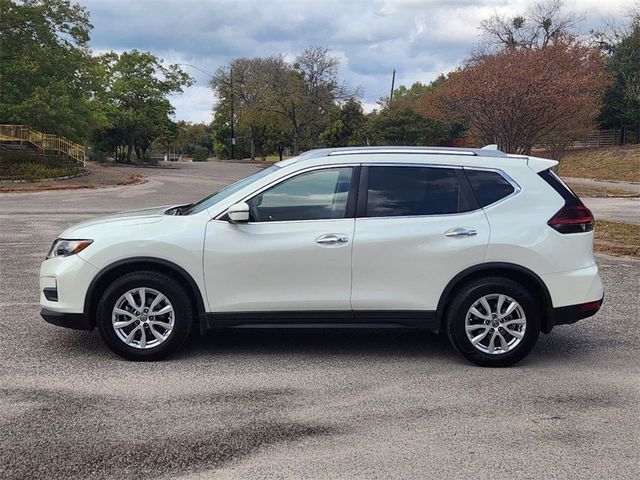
[94,50,193,162]
[212,57,288,160]
[212,99,251,160]
[368,104,447,146]
[173,121,214,155]
[598,21,640,143]
[0,0,97,141]
[367,80,450,146]
[320,98,367,147]
[211,48,352,157]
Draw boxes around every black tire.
[96,271,193,361]
[445,277,540,367]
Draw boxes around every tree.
[368,104,447,146]
[365,80,451,147]
[212,98,251,160]
[478,0,582,52]
[0,0,97,141]
[211,57,293,160]
[93,51,193,162]
[598,10,640,143]
[211,47,354,157]
[294,47,351,148]
[320,98,367,147]
[172,121,214,155]
[420,40,609,155]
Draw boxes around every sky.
[81,0,633,123]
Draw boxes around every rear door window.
[364,166,472,217]
[465,169,515,207]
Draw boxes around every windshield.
[184,165,280,215]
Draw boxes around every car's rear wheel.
[96,271,192,361]
[445,277,540,367]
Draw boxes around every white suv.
[40,146,603,366]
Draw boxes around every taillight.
[547,203,594,234]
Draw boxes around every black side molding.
[41,308,92,331]
[202,310,438,330]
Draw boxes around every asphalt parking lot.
[1,162,639,480]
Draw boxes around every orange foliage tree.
[419,40,609,155]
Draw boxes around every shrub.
[191,146,209,162]
[0,152,83,181]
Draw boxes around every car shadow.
[52,323,603,366]
[180,327,458,361]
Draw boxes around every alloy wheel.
[112,287,175,349]
[464,293,526,355]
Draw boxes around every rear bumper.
[541,264,603,309]
[548,296,603,329]
[41,308,92,331]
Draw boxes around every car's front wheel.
[96,271,193,361]
[445,277,540,367]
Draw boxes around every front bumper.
[40,254,98,313]
[41,308,92,330]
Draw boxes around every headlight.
[46,239,93,259]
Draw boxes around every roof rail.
[324,146,508,158]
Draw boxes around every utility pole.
[229,67,235,160]
[389,69,396,104]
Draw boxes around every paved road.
[1,162,639,479]
[563,177,640,194]
[561,176,640,224]
[582,197,640,225]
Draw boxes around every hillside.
[557,145,640,183]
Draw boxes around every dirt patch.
[0,162,147,192]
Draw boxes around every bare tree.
[479,0,583,51]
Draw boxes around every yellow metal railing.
[0,124,85,166]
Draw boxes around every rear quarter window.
[465,169,515,207]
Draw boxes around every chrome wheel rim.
[465,294,526,355]
[112,287,174,350]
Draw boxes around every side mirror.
[227,202,250,223]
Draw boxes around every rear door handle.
[315,233,349,245]
[445,227,478,237]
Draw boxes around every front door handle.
[315,233,349,245]
[445,227,478,237]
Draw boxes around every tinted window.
[248,167,352,222]
[365,166,470,217]
[465,169,515,207]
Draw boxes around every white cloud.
[169,85,214,124]
[80,0,633,123]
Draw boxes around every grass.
[0,152,83,181]
[557,145,640,183]
[594,220,640,257]
[263,155,291,162]
[235,155,292,163]
[567,183,639,198]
